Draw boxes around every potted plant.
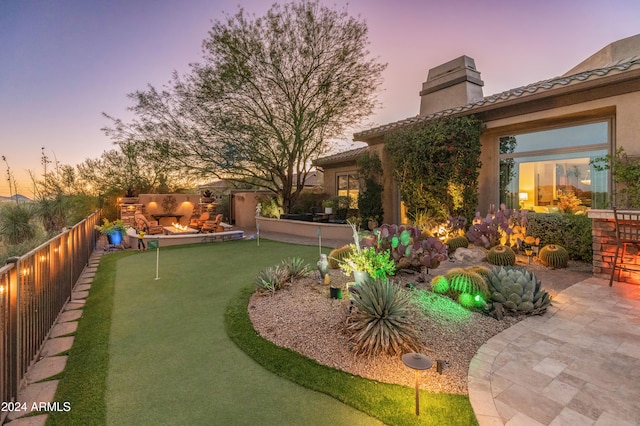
[339,246,395,284]
[322,199,334,214]
[201,189,214,204]
[96,218,129,245]
[338,224,395,285]
[121,187,139,204]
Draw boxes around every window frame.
[336,172,360,208]
[496,117,613,210]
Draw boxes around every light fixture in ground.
[401,352,432,416]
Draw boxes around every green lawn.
[48,239,477,425]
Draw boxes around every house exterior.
[317,34,640,225]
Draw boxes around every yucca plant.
[280,257,312,281]
[255,265,289,295]
[0,202,36,245]
[345,278,420,357]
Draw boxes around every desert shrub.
[339,246,396,280]
[357,152,384,224]
[526,213,592,262]
[0,203,37,245]
[290,191,329,214]
[255,265,290,295]
[280,257,312,281]
[259,196,283,218]
[345,278,420,356]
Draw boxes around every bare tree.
[104,0,385,212]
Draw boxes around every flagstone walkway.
[5,241,106,426]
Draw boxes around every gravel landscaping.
[249,250,592,395]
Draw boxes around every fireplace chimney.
[419,55,484,116]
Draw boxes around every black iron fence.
[0,211,100,421]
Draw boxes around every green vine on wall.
[357,152,384,225]
[384,115,483,221]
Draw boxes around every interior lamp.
[518,192,528,208]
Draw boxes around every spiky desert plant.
[345,278,420,357]
[0,202,36,245]
[484,266,551,316]
[430,275,450,294]
[445,235,469,253]
[487,245,516,266]
[281,257,312,281]
[538,244,569,268]
[466,265,492,283]
[328,244,352,269]
[255,265,289,295]
[444,268,490,299]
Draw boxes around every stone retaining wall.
[588,209,640,284]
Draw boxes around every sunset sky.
[1,0,639,197]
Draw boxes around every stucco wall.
[138,194,200,226]
[232,191,267,228]
[322,163,359,197]
[256,216,352,241]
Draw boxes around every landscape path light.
[401,352,432,416]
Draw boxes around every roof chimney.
[419,55,484,116]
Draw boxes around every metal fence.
[0,210,100,420]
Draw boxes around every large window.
[337,173,359,208]
[499,121,610,212]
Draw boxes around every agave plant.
[484,266,551,317]
[345,278,420,356]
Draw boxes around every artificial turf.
[50,240,379,425]
[48,239,477,425]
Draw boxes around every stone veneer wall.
[589,209,640,285]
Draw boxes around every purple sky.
[1,0,639,197]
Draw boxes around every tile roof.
[354,56,640,140]
[313,145,369,166]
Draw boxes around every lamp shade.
[518,192,529,201]
[402,353,432,370]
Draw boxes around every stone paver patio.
[469,276,640,425]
